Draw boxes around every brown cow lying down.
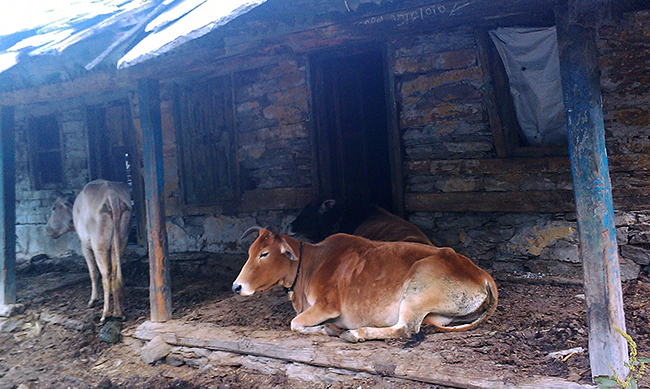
[233,227,497,343]
[289,197,434,245]
[45,179,132,322]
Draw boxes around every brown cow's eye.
[259,252,269,259]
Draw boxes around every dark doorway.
[310,47,394,212]
[87,101,145,245]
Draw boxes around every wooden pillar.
[138,79,171,322]
[0,106,15,307]
[556,1,628,379]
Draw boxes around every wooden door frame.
[307,42,404,215]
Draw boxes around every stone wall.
[143,59,313,254]
[14,104,89,261]
[14,90,132,263]
[398,12,650,280]
[13,8,650,283]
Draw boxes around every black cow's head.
[288,198,343,242]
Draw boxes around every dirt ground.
[1,252,649,389]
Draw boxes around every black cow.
[288,197,434,245]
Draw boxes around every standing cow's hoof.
[88,299,99,308]
[340,331,363,343]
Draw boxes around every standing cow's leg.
[110,236,124,320]
[92,239,113,323]
[111,205,131,320]
[81,243,100,308]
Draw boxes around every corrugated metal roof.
[0,0,266,76]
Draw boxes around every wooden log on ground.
[134,320,596,389]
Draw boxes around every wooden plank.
[404,156,571,176]
[385,44,406,217]
[404,154,649,176]
[557,2,628,379]
[405,190,575,213]
[476,28,509,158]
[0,72,134,106]
[0,106,15,306]
[138,79,172,322]
[405,189,650,214]
[134,320,595,389]
[239,188,313,212]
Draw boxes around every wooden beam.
[0,72,134,106]
[134,320,596,389]
[405,190,575,213]
[138,79,172,322]
[0,106,15,307]
[556,1,628,379]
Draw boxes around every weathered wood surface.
[0,72,134,106]
[557,1,627,379]
[238,188,313,212]
[0,106,15,306]
[138,79,172,322]
[405,190,576,213]
[134,320,596,389]
[404,155,650,176]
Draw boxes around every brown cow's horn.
[240,226,264,241]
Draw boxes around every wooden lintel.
[405,190,576,213]
[0,106,15,306]
[0,72,134,106]
[404,156,571,176]
[557,2,627,379]
[138,79,172,323]
[239,187,313,212]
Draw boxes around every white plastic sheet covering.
[490,27,567,147]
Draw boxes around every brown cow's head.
[45,196,75,239]
[232,228,298,296]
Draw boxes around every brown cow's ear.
[278,237,298,261]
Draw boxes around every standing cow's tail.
[427,276,499,332]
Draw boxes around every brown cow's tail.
[427,276,499,332]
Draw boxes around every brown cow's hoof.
[340,331,362,343]
[323,323,342,337]
[88,299,99,308]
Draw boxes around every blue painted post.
[0,106,15,308]
[138,79,172,322]
[556,2,628,379]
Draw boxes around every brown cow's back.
[296,234,492,330]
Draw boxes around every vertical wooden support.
[0,106,15,307]
[138,79,171,322]
[556,2,628,379]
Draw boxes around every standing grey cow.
[45,179,132,322]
